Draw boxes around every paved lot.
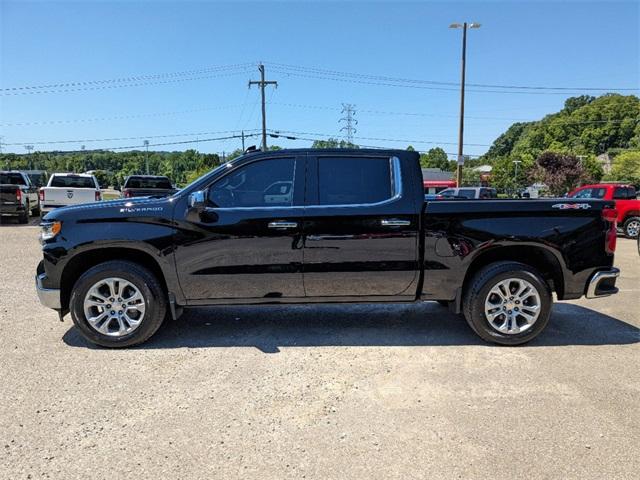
[1,222,638,479]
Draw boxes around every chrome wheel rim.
[626,220,640,237]
[83,277,146,337]
[484,278,541,335]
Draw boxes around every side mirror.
[188,190,206,210]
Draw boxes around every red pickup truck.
[568,183,640,238]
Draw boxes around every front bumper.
[36,272,61,309]
[585,268,620,299]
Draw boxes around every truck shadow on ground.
[0,217,39,227]
[63,302,639,352]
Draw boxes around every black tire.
[69,260,167,348]
[18,202,29,224]
[31,204,40,217]
[462,261,552,346]
[622,216,640,239]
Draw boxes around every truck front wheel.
[462,262,552,346]
[622,216,640,238]
[69,260,167,347]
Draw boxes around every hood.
[43,196,175,222]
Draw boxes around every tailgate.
[0,185,20,205]
[42,187,97,207]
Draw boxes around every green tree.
[419,147,452,170]
[483,94,640,162]
[461,167,482,186]
[606,150,640,184]
[311,138,358,149]
[489,156,534,193]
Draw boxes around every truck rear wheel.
[18,201,29,224]
[69,260,167,348]
[462,262,552,346]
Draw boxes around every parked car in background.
[438,187,498,199]
[0,170,40,223]
[121,175,177,198]
[36,149,619,348]
[568,183,640,238]
[39,173,102,216]
[423,179,456,196]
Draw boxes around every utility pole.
[339,103,358,145]
[249,64,277,151]
[143,140,150,174]
[241,130,245,151]
[24,144,34,170]
[513,159,522,184]
[450,22,481,187]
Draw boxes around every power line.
[4,100,636,127]
[269,67,626,96]
[2,133,263,154]
[0,63,255,92]
[270,102,640,125]
[266,61,640,92]
[268,129,492,147]
[266,131,483,158]
[0,68,253,96]
[0,104,250,127]
[3,129,261,146]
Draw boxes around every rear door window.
[613,187,631,200]
[316,156,392,205]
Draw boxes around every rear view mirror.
[188,190,206,210]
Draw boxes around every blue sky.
[1,0,638,157]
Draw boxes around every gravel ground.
[1,223,638,479]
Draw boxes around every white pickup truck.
[40,173,102,216]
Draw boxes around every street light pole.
[450,22,480,187]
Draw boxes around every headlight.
[41,221,62,241]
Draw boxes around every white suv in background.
[437,187,498,199]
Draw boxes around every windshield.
[173,160,237,195]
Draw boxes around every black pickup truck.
[121,175,177,198]
[35,149,620,347]
[1,170,40,223]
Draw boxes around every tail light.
[15,188,22,203]
[95,190,102,201]
[602,207,618,254]
[39,189,45,201]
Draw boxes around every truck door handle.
[268,221,298,229]
[381,219,411,227]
